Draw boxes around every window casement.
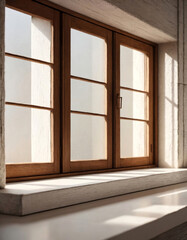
[62,15,113,172]
[5,0,60,178]
[5,0,157,180]
[113,33,154,168]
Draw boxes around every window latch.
[117,94,122,109]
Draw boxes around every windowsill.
[0,182,187,240]
[0,168,187,216]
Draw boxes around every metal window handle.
[117,94,122,109]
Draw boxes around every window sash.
[6,0,60,178]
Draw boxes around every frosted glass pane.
[120,45,146,91]
[5,7,52,62]
[71,29,106,82]
[71,79,106,114]
[5,57,51,107]
[71,114,106,161]
[5,105,51,163]
[120,89,148,120]
[120,119,148,158]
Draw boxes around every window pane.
[5,7,52,62]
[71,114,106,161]
[120,119,148,158]
[71,29,106,82]
[120,89,148,120]
[120,45,147,91]
[5,105,52,163]
[5,57,51,107]
[71,79,106,114]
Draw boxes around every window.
[5,0,60,178]
[114,34,154,168]
[5,0,157,180]
[62,15,112,172]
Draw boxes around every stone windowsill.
[0,168,187,216]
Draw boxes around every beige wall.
[50,0,177,43]
[0,0,5,188]
[178,0,187,167]
[158,42,178,167]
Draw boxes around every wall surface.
[0,0,5,188]
[178,0,187,167]
[183,0,187,167]
[49,0,177,43]
[106,0,177,41]
[158,42,178,167]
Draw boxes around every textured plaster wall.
[105,0,177,41]
[0,0,5,188]
[50,0,177,43]
[158,42,178,167]
[184,0,187,167]
[178,0,187,167]
[158,0,187,168]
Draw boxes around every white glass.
[5,105,51,163]
[71,79,106,114]
[5,7,52,62]
[71,114,106,161]
[120,89,148,120]
[120,119,148,158]
[120,45,147,91]
[5,56,51,107]
[71,29,106,82]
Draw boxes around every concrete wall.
[50,0,177,43]
[184,0,187,167]
[158,42,178,167]
[105,0,177,41]
[178,0,187,167]
[0,0,5,188]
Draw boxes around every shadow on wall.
[158,42,178,167]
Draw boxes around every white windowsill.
[0,168,187,239]
[0,168,187,216]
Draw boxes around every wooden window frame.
[62,14,113,173]
[113,33,154,168]
[5,0,61,178]
[5,0,158,181]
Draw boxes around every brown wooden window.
[114,34,154,168]
[5,0,157,180]
[62,15,113,172]
[5,0,60,178]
